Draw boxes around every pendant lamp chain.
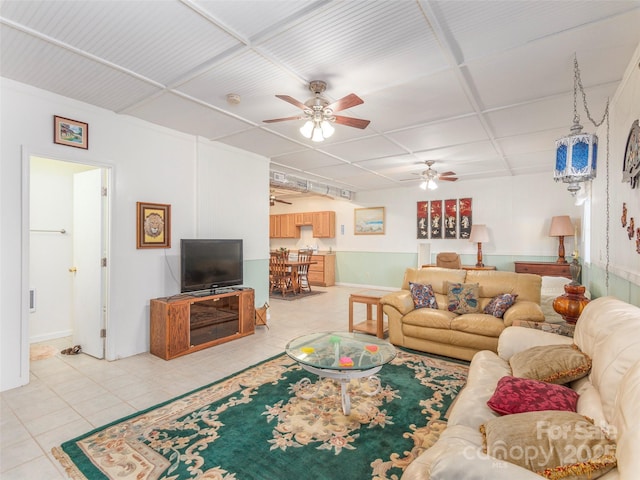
[572,55,611,291]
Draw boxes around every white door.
[72,169,104,358]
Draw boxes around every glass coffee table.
[285,331,397,415]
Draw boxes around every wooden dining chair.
[269,253,296,296]
[296,249,312,293]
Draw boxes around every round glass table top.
[285,331,397,371]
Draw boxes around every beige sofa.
[402,296,640,480]
[380,267,544,361]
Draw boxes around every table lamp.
[549,215,574,263]
[469,224,489,267]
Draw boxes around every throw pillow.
[446,282,480,314]
[487,375,578,415]
[484,293,518,318]
[510,344,592,384]
[409,282,438,309]
[480,410,617,479]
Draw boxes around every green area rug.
[52,349,468,479]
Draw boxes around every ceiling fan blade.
[440,171,457,177]
[275,198,292,205]
[333,115,370,129]
[275,94,308,110]
[439,176,458,182]
[326,93,364,112]
[263,115,304,123]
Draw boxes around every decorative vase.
[569,257,582,285]
[553,284,590,325]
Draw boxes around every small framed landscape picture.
[53,115,88,149]
[354,207,385,235]
[136,202,171,249]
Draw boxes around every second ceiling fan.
[418,161,458,190]
[263,80,370,142]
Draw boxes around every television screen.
[180,239,243,292]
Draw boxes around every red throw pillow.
[487,376,578,415]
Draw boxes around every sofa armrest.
[429,449,544,480]
[502,300,544,326]
[380,290,414,316]
[497,326,573,361]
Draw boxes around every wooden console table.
[514,261,571,279]
[422,265,496,271]
[150,288,255,360]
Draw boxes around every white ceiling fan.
[269,191,292,206]
[263,81,370,142]
[416,161,458,190]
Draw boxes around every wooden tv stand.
[150,288,255,360]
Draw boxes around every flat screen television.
[180,239,243,293]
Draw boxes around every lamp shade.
[554,132,597,195]
[469,224,489,243]
[549,216,574,237]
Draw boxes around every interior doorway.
[28,156,110,360]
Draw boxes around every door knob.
[68,267,77,273]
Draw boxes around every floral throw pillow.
[409,282,438,309]
[447,282,480,314]
[487,375,578,415]
[484,293,518,318]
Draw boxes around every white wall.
[589,42,640,290]
[270,172,582,261]
[0,79,268,391]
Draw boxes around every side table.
[349,290,389,339]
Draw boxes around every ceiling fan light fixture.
[311,124,325,142]
[299,120,314,138]
[321,120,334,138]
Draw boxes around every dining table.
[282,259,317,293]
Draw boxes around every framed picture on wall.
[417,201,428,239]
[459,197,473,239]
[53,115,88,149]
[136,202,171,248]
[430,200,443,238]
[354,207,385,235]
[444,199,457,239]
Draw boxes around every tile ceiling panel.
[387,116,489,153]
[498,128,567,157]
[411,141,501,164]
[193,0,327,40]
[1,0,241,85]
[467,11,640,110]
[486,82,616,139]
[126,92,251,138]
[355,70,474,132]
[319,136,408,163]
[0,26,160,112]
[258,1,447,97]
[305,162,373,181]
[1,1,637,195]
[216,128,306,158]
[271,149,347,171]
[432,0,639,62]
[177,50,306,122]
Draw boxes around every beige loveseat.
[402,296,640,480]
[380,267,544,361]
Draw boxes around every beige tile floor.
[0,285,385,479]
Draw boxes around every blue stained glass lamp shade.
[555,132,597,194]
